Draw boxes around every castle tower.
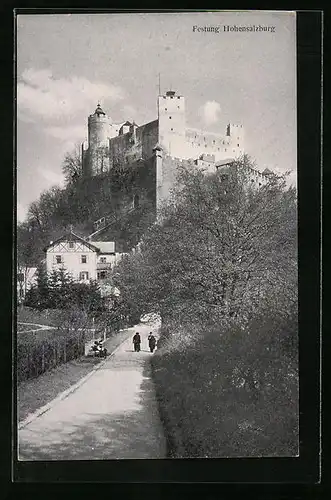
[157,90,186,157]
[226,123,245,157]
[86,104,111,176]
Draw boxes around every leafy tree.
[113,156,297,327]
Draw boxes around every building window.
[165,108,167,111]
[97,271,107,280]
[56,255,62,264]
[69,241,74,248]
[79,271,89,281]
[237,144,240,147]
[169,116,172,119]
[177,96,180,99]
[100,257,107,263]
[81,255,87,264]
[171,128,173,131]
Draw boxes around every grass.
[17,326,135,422]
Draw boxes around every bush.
[151,306,298,458]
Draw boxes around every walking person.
[133,332,141,352]
[148,332,156,353]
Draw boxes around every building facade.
[45,231,124,283]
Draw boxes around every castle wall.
[156,153,196,217]
[185,127,244,161]
[108,120,158,167]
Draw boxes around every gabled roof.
[43,231,101,253]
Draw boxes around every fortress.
[82,90,244,177]
[78,90,269,244]
[81,90,248,215]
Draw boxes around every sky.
[17,11,297,222]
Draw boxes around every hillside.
[18,157,156,266]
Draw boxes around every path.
[18,322,166,460]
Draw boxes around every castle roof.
[94,103,106,116]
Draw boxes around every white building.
[44,230,124,283]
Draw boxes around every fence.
[17,329,86,382]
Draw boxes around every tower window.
[170,96,173,99]
[218,148,220,151]
[165,108,167,111]
[177,96,180,99]
[169,116,172,119]
[171,128,173,131]
[237,144,240,147]
[177,106,180,109]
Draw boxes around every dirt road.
[18,323,166,460]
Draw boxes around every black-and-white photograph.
[16,11,298,461]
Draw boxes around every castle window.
[225,148,227,152]
[213,140,215,144]
[171,128,173,131]
[133,194,140,208]
[100,257,107,263]
[218,148,220,151]
[81,255,87,264]
[165,108,167,111]
[169,116,172,119]
[177,96,180,99]
[170,96,173,99]
[237,144,240,147]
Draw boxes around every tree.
[62,145,83,185]
[113,156,297,326]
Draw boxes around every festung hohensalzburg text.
[192,25,276,33]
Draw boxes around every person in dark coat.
[133,332,141,352]
[148,332,156,353]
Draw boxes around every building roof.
[93,241,115,254]
[215,158,236,167]
[43,230,101,253]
